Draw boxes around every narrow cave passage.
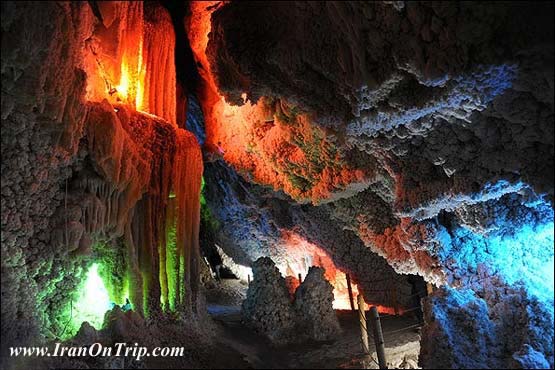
[1,1,553,370]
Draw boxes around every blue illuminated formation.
[185,94,206,145]
[438,191,554,303]
[346,64,517,138]
[431,185,554,368]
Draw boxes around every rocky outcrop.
[243,258,341,345]
[242,257,297,345]
[294,267,341,342]
[420,285,554,369]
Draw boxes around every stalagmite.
[2,1,554,369]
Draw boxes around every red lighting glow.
[187,1,368,204]
[83,2,176,125]
[280,231,400,314]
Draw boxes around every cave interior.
[1,1,554,369]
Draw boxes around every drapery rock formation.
[1,2,203,363]
[1,1,553,369]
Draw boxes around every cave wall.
[187,1,554,368]
[1,1,553,368]
[1,1,203,361]
[2,1,95,354]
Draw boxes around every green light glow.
[165,221,178,311]
[73,263,111,331]
[200,176,206,206]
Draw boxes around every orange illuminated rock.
[187,2,369,204]
[83,2,177,124]
[280,230,401,313]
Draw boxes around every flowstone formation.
[1,2,203,363]
[242,258,341,345]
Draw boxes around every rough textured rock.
[242,258,341,345]
[202,160,417,310]
[1,1,95,356]
[420,285,554,369]
[188,1,554,368]
[1,3,203,366]
[242,257,296,346]
[294,267,341,342]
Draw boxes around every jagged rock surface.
[241,257,297,346]
[294,267,341,342]
[1,3,203,366]
[1,1,95,356]
[188,1,554,368]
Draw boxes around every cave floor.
[207,304,421,369]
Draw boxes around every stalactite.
[125,207,144,317]
[166,129,203,313]
[142,3,177,125]
[84,2,177,124]
[114,1,144,110]
[133,119,176,316]
[83,101,203,317]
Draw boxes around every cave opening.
[2,1,554,369]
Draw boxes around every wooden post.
[298,273,302,285]
[247,274,251,285]
[357,294,370,356]
[370,306,387,369]
[346,273,355,312]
